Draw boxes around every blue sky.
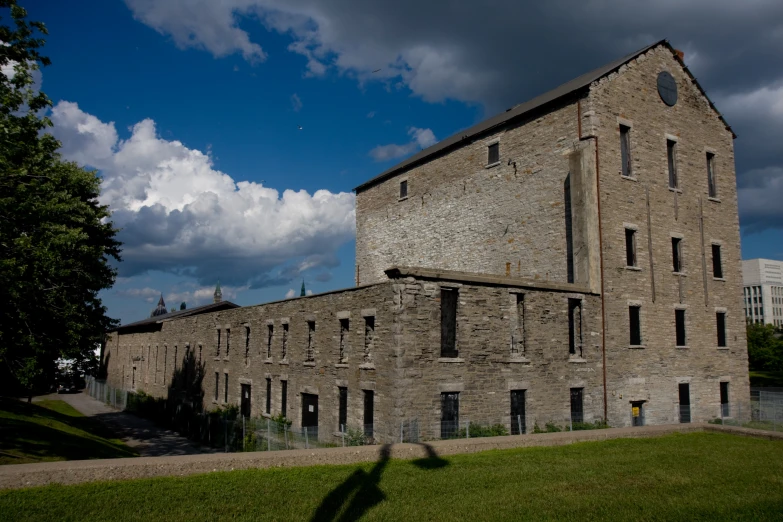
[24,0,783,324]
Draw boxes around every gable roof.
[355,40,733,193]
[110,300,240,333]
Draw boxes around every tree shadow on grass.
[310,443,449,521]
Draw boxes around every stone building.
[742,258,783,327]
[103,40,749,440]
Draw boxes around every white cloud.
[368,127,437,162]
[49,101,356,287]
[117,287,160,303]
[291,93,303,112]
[285,288,296,299]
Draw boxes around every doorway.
[240,383,251,418]
[302,393,319,438]
[631,401,645,426]
[510,390,526,435]
[678,383,691,423]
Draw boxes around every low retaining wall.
[1,423,780,490]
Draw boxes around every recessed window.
[672,237,682,272]
[568,298,582,357]
[629,306,642,345]
[339,318,349,363]
[707,152,717,198]
[487,142,499,165]
[224,373,229,403]
[675,309,687,347]
[620,125,632,177]
[338,387,348,432]
[440,288,458,357]
[570,388,584,424]
[720,382,730,417]
[712,244,723,278]
[267,324,273,358]
[399,179,408,199]
[364,316,374,363]
[716,312,727,347]
[667,139,678,188]
[625,228,637,267]
[364,390,374,438]
[306,321,315,362]
[266,377,272,414]
[281,380,287,417]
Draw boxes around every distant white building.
[742,259,783,327]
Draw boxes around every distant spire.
[180,302,187,310]
[151,294,168,317]
[214,281,222,303]
[300,279,306,297]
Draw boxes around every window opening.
[510,390,526,435]
[487,142,499,165]
[512,294,525,356]
[716,312,727,347]
[720,382,730,417]
[267,324,273,358]
[306,321,315,362]
[707,152,717,198]
[712,244,723,278]
[441,288,458,357]
[667,139,678,188]
[224,373,229,403]
[338,387,348,432]
[364,390,374,438]
[675,309,687,347]
[363,316,374,363]
[678,383,691,423]
[339,318,349,363]
[282,323,288,359]
[568,298,583,357]
[441,392,459,439]
[281,380,287,418]
[629,306,642,346]
[266,378,272,414]
[672,237,682,272]
[625,228,637,267]
[399,179,408,199]
[620,124,632,177]
[570,388,584,424]
[214,372,219,401]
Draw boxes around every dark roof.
[354,40,733,193]
[111,301,240,333]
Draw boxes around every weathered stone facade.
[104,41,749,436]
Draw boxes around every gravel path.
[34,392,215,457]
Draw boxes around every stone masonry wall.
[585,45,750,426]
[389,275,603,438]
[355,100,581,286]
[105,282,397,443]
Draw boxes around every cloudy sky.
[25,0,783,323]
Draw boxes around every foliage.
[0,1,121,397]
[344,426,369,446]
[270,412,292,427]
[457,422,509,438]
[533,421,563,433]
[571,420,610,431]
[747,324,783,372]
[3,434,783,520]
[0,397,136,465]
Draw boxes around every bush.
[457,423,509,438]
[532,421,563,433]
[571,420,609,431]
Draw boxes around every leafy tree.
[746,323,783,372]
[0,1,121,399]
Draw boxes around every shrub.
[457,422,509,438]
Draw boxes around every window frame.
[338,386,348,432]
[620,124,633,178]
[675,308,687,347]
[716,311,727,347]
[625,228,637,268]
[671,237,683,273]
[667,138,678,189]
[629,305,642,346]
[440,287,459,358]
[712,243,724,279]
[399,179,408,200]
[487,141,500,166]
[707,152,717,198]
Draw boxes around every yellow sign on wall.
[632,407,640,417]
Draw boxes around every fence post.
[400,421,403,443]
[570,416,573,432]
[342,425,345,447]
[305,427,309,449]
[466,419,469,439]
[517,415,522,435]
[721,403,724,425]
[242,416,246,451]
[224,412,228,453]
[267,418,271,452]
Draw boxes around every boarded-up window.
[629,306,642,345]
[487,142,499,165]
[568,299,583,357]
[399,180,408,199]
[625,228,637,267]
[675,309,687,346]
[441,288,458,357]
[306,321,315,362]
[712,244,723,278]
[620,125,632,177]
[667,139,678,188]
[339,318,349,363]
[512,294,525,356]
[717,312,727,347]
[338,386,348,431]
[707,152,717,198]
[672,237,682,272]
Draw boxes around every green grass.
[0,398,137,465]
[750,370,783,387]
[1,433,782,521]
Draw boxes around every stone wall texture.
[105,43,749,435]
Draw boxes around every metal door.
[240,384,251,418]
[678,383,691,423]
[510,390,526,434]
[441,392,459,439]
[302,393,319,428]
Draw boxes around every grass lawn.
[1,432,782,521]
[0,397,137,465]
[750,370,783,388]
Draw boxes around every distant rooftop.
[111,300,240,333]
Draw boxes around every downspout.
[578,98,608,423]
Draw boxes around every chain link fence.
[85,376,128,410]
[710,391,783,432]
